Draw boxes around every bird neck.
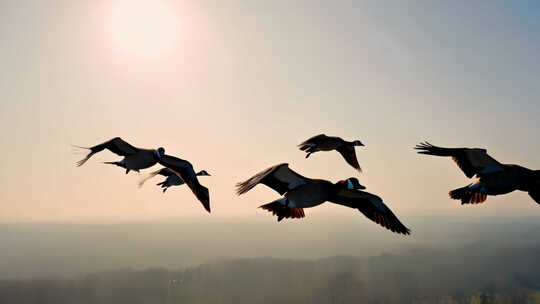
[332,181,347,193]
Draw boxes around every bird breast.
[478,171,520,195]
[284,181,333,208]
[125,151,158,169]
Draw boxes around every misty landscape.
[1,216,540,303]
[2,0,540,303]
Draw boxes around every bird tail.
[298,143,310,150]
[259,200,305,222]
[449,185,487,205]
[298,143,316,152]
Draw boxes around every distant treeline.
[2,243,540,304]
[3,217,540,280]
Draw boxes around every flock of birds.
[74,135,540,236]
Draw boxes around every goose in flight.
[158,154,211,213]
[236,163,410,235]
[74,137,164,174]
[415,142,540,205]
[139,168,211,193]
[298,134,364,172]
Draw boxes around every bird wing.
[138,167,176,188]
[329,189,410,235]
[158,155,210,213]
[236,163,309,195]
[415,142,504,178]
[337,145,362,172]
[529,189,540,205]
[156,167,176,176]
[95,137,139,156]
[298,134,327,149]
[75,137,140,167]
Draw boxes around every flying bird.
[139,168,211,193]
[298,134,364,172]
[236,163,410,235]
[415,142,540,205]
[74,137,164,174]
[158,154,211,213]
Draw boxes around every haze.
[1,0,539,222]
[1,1,540,302]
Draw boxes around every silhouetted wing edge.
[236,163,308,195]
[337,146,362,172]
[415,141,503,178]
[330,189,410,235]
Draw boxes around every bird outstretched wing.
[415,142,504,178]
[337,145,362,172]
[236,163,309,195]
[158,155,210,213]
[330,189,410,235]
[75,137,139,167]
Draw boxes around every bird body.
[283,180,334,208]
[474,165,532,194]
[236,163,410,235]
[415,142,540,205]
[300,135,347,152]
[125,153,159,171]
[298,134,364,172]
[139,168,211,193]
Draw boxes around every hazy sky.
[1,0,540,222]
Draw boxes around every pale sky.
[1,0,539,222]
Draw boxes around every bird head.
[337,177,366,190]
[155,147,165,159]
[197,170,211,176]
[353,140,365,147]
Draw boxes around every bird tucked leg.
[299,144,316,158]
[304,147,318,158]
[156,181,169,193]
[161,184,169,193]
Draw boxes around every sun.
[108,0,180,58]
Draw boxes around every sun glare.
[108,0,180,58]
